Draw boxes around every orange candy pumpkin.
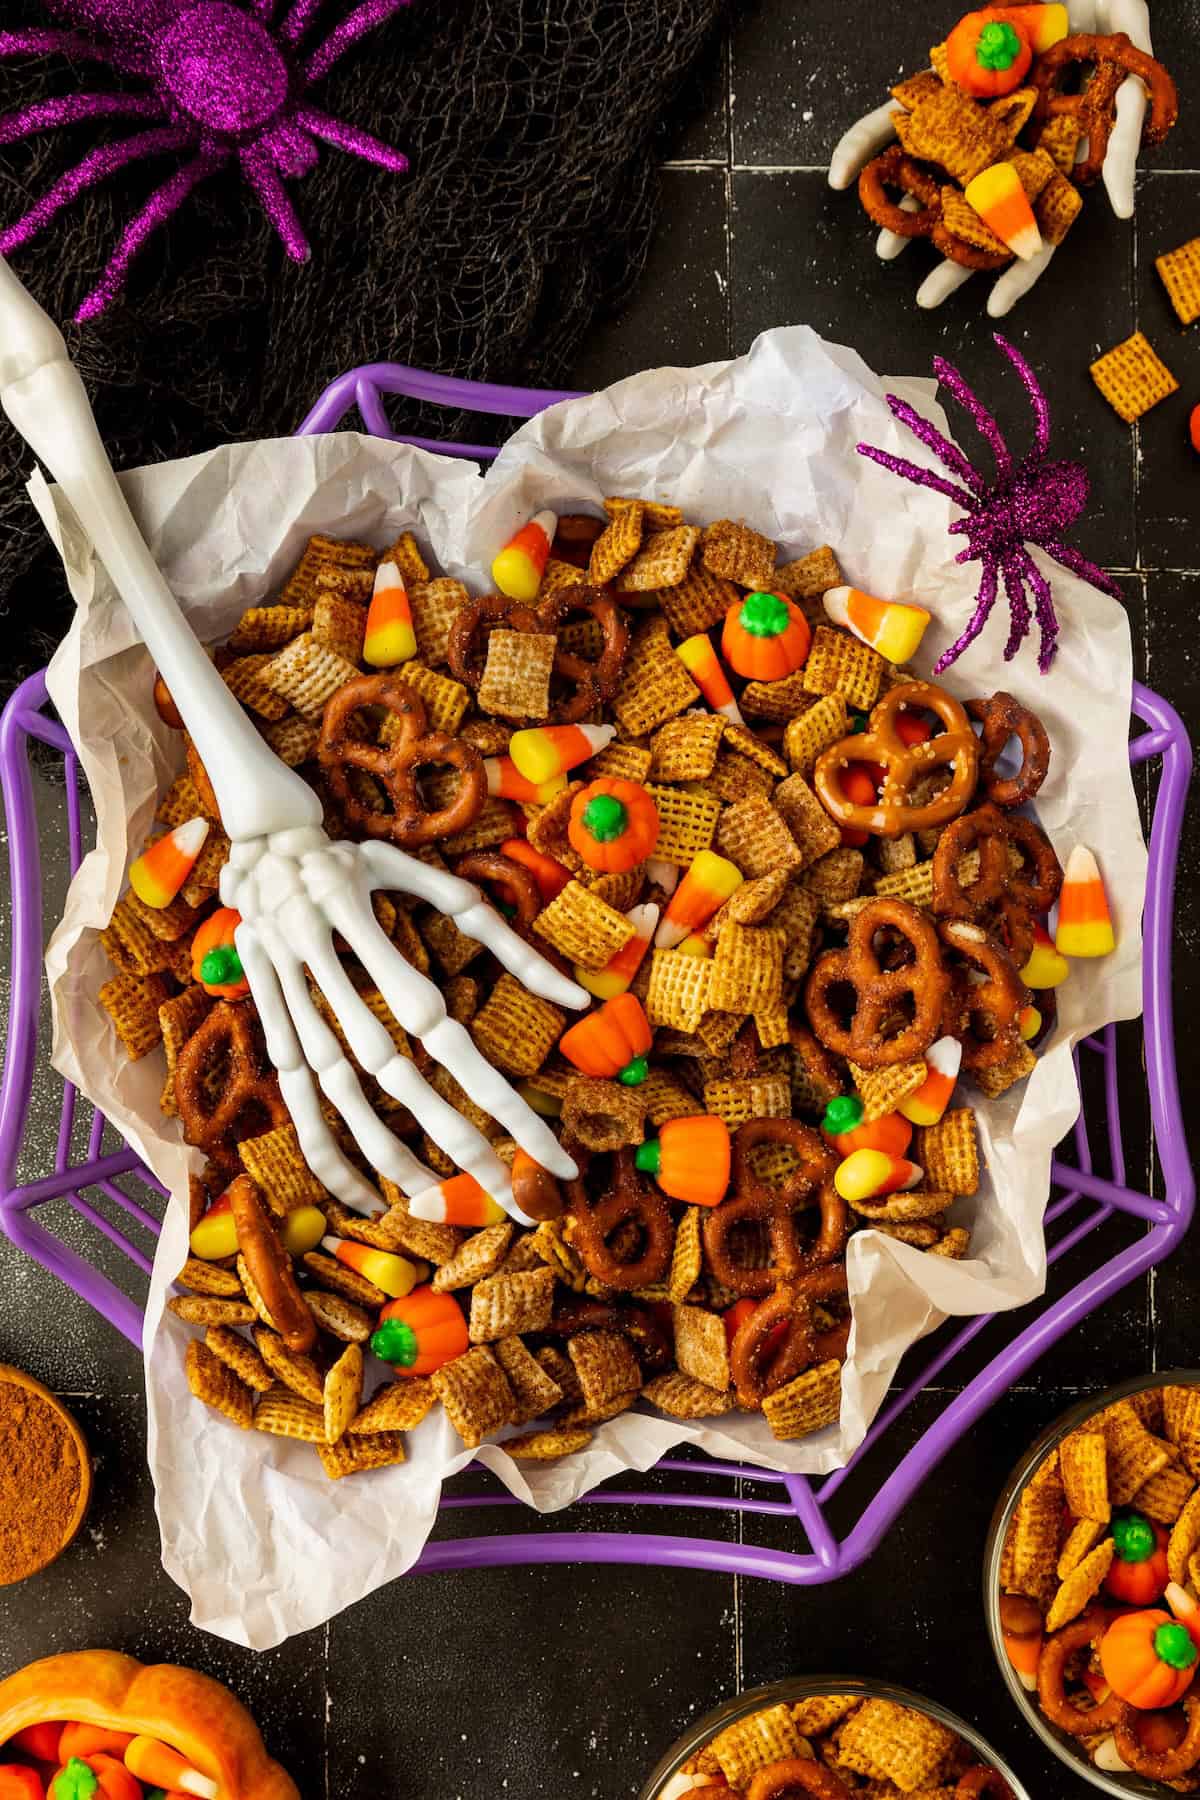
[371,1286,469,1377]
[635,1115,730,1207]
[567,778,659,874]
[945,8,1033,96]
[558,994,652,1084]
[1101,1609,1199,1709]
[191,908,249,999]
[721,592,811,681]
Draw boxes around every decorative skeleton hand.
[0,255,584,1226]
[827,0,1154,316]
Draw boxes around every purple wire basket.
[0,361,1193,1584]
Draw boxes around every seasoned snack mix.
[96,498,1111,1483]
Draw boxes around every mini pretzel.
[318,673,485,847]
[955,1771,1016,1800]
[228,1172,316,1354]
[858,147,1008,271]
[565,1146,675,1291]
[536,583,630,723]
[729,1266,849,1409]
[174,1001,290,1173]
[1113,1694,1200,1782]
[814,682,980,840]
[932,804,1061,964]
[747,1760,853,1800]
[1033,33,1179,185]
[939,920,1028,1071]
[967,693,1050,809]
[453,851,542,931]
[550,1296,672,1370]
[805,896,950,1069]
[1037,1609,1127,1736]
[704,1120,846,1296]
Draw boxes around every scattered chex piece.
[1090,330,1179,422]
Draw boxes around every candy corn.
[898,1035,962,1127]
[646,857,678,896]
[320,1235,420,1299]
[1020,922,1070,989]
[964,162,1042,260]
[1055,844,1116,958]
[189,1189,239,1262]
[675,633,744,724]
[508,722,614,784]
[994,3,1068,52]
[821,1096,912,1158]
[408,1172,507,1227]
[577,901,659,998]
[363,559,416,666]
[833,1149,923,1204]
[655,850,743,949]
[499,837,571,903]
[124,1740,217,1800]
[822,587,930,664]
[492,509,556,602]
[1167,1581,1200,1652]
[1018,1003,1042,1043]
[280,1204,327,1256]
[678,933,713,959]
[129,817,209,910]
[1002,1625,1043,1693]
[485,755,566,805]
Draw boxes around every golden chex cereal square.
[409,577,469,665]
[506,1425,595,1459]
[1168,1487,1200,1584]
[349,1377,437,1435]
[185,1339,253,1429]
[567,1329,642,1414]
[1135,1464,1197,1524]
[383,661,470,735]
[848,1058,926,1123]
[762,1359,842,1441]
[221,653,292,720]
[649,713,726,782]
[470,973,566,1077]
[645,949,713,1033]
[605,496,683,529]
[802,625,884,711]
[468,1267,556,1342]
[237,1123,325,1213]
[590,740,653,784]
[773,545,842,599]
[1101,1398,1174,1504]
[836,1696,955,1789]
[721,722,788,778]
[494,1335,564,1422]
[312,592,367,663]
[612,619,701,737]
[1090,331,1179,423]
[1057,1517,1106,1581]
[262,632,360,717]
[618,524,701,591]
[774,772,842,866]
[1156,237,1200,326]
[98,970,171,1059]
[324,1342,364,1446]
[701,518,776,589]
[1046,1536,1115,1632]
[645,783,722,867]
[673,1305,730,1390]
[176,1257,242,1298]
[476,629,557,721]
[254,1327,324,1404]
[319,1431,407,1478]
[533,880,635,969]
[1059,1430,1110,1522]
[254,1388,328,1443]
[656,565,739,636]
[915,1109,979,1197]
[205,1324,273,1393]
[741,668,815,723]
[642,1370,733,1418]
[640,1067,704,1126]
[710,1705,804,1789]
[382,530,428,586]
[716,796,804,879]
[263,715,320,767]
[228,603,314,652]
[306,1289,372,1342]
[587,503,643,586]
[432,1345,517,1448]
[803,847,864,904]
[303,1250,387,1310]
[708,921,784,1012]
[431,1222,513,1292]
[560,1075,648,1151]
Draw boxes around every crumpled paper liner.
[34,327,1144,1648]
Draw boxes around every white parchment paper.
[35,327,1145,1648]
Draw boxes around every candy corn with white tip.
[1055,845,1115,958]
[321,1235,420,1298]
[1020,922,1070,989]
[655,850,743,949]
[1003,1627,1042,1693]
[408,1172,507,1227]
[508,722,614,784]
[363,559,417,666]
[124,1739,218,1799]
[492,509,556,602]
[675,633,744,724]
[129,817,208,909]
[484,755,566,805]
[822,586,930,664]
[834,1149,923,1203]
[645,857,678,895]
[577,901,659,999]
[898,1035,961,1126]
[964,162,1042,260]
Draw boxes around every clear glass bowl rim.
[637,1673,1033,1800]
[982,1368,1200,1800]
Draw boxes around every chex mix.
[998,1383,1200,1788]
[657,1688,1012,1797]
[98,502,1114,1479]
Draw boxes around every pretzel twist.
[805,896,950,1069]
[1036,1608,1128,1736]
[1113,1694,1200,1782]
[318,673,486,847]
[174,1001,291,1174]
[967,693,1050,810]
[446,586,629,724]
[858,146,1009,270]
[955,1770,1016,1800]
[1032,33,1179,185]
[228,1173,316,1354]
[814,682,980,839]
[746,1759,854,1800]
[729,1267,849,1409]
[565,1147,675,1291]
[932,803,1061,965]
[549,1296,673,1370]
[703,1120,846,1297]
[453,851,542,931]
[939,920,1029,1071]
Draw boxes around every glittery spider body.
[0,0,409,320]
[857,334,1121,675]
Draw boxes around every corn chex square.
[762,1359,842,1441]
[716,796,803,879]
[432,1346,517,1448]
[773,545,842,599]
[533,880,635,969]
[1090,331,1179,422]
[319,1431,407,1478]
[222,653,292,720]
[642,1371,733,1419]
[468,1267,556,1342]
[656,565,739,636]
[802,625,884,711]
[612,619,701,737]
[645,783,721,868]
[409,577,469,665]
[915,1109,978,1197]
[349,1378,437,1435]
[645,949,713,1032]
[1059,1430,1110,1522]
[773,772,841,865]
[470,973,566,1077]
[704,1073,790,1129]
[709,1706,804,1790]
[1156,237,1200,326]
[588,502,644,584]
[383,661,470,735]
[567,1329,642,1414]
[741,668,815,724]
[237,1123,325,1214]
[476,629,556,721]
[312,592,367,664]
[186,1338,253,1429]
[98,970,171,1060]
[836,1697,955,1790]
[708,921,784,1013]
[701,519,776,589]
[618,524,700,591]
[494,1335,564,1423]
[229,603,313,652]
[262,632,360,718]
[649,714,726,782]
[673,1305,730,1390]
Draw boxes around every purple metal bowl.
[0,359,1192,1585]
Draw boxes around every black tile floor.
[2,6,1199,1797]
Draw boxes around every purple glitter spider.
[0,0,410,321]
[857,333,1122,675]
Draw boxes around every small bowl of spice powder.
[0,1364,91,1583]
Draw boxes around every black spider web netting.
[0,0,728,696]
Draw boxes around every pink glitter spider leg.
[239,143,311,261]
[261,119,320,178]
[292,105,409,173]
[1000,554,1032,662]
[994,333,1050,457]
[1010,545,1059,673]
[933,353,1013,484]
[855,444,977,512]
[884,393,986,496]
[0,125,193,254]
[1039,537,1125,601]
[0,93,164,147]
[304,0,410,82]
[280,0,326,41]
[0,28,123,62]
[932,556,999,676]
[75,150,227,321]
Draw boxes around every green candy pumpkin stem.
[200,943,243,987]
[1154,1621,1198,1670]
[634,1139,661,1176]
[822,1095,863,1136]
[1112,1510,1156,1564]
[975,19,1021,69]
[52,1761,99,1800]
[581,793,628,843]
[739,591,790,638]
[370,1316,419,1367]
[618,1054,649,1087]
